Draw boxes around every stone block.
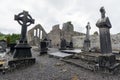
[98,53,116,68]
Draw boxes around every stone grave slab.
[48,51,73,59]
[60,49,81,54]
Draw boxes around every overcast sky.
[0,0,120,34]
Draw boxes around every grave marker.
[83,22,91,52]
[96,7,119,71]
[13,11,34,58]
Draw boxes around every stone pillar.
[39,29,41,38]
[36,28,37,37]
[83,22,91,52]
[96,7,118,70]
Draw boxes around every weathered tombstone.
[40,38,48,55]
[69,40,73,49]
[0,40,7,52]
[96,7,119,71]
[13,11,34,58]
[9,43,16,53]
[59,38,67,50]
[83,22,91,52]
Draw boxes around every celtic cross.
[14,11,34,43]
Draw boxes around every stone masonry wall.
[48,21,85,47]
[73,33,120,51]
[48,24,61,47]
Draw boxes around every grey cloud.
[0,0,120,34]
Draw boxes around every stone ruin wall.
[27,24,47,46]
[48,21,85,47]
[48,24,61,47]
[73,33,120,51]
[61,22,74,42]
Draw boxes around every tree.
[93,31,98,36]
[6,34,20,43]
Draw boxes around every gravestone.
[40,38,48,55]
[59,38,67,50]
[0,40,7,52]
[9,43,16,53]
[13,11,34,58]
[83,22,91,52]
[69,40,73,49]
[96,7,119,71]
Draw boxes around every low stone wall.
[73,33,120,51]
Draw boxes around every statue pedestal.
[98,53,116,68]
[13,43,32,58]
[98,53,120,73]
[83,39,90,52]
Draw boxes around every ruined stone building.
[48,21,85,47]
[27,21,85,47]
[47,24,61,47]
[27,24,47,46]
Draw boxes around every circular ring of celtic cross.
[16,11,34,26]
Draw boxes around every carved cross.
[14,11,34,43]
[86,22,91,40]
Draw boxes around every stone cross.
[86,22,91,40]
[96,7,112,54]
[15,11,34,43]
[83,22,91,52]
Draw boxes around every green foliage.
[6,34,20,43]
[93,31,98,35]
[0,35,6,40]
[0,33,20,43]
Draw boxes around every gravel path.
[0,48,120,80]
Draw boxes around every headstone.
[83,22,91,52]
[13,11,34,58]
[96,7,118,70]
[0,40,7,51]
[9,43,16,53]
[40,38,48,55]
[59,38,67,50]
[69,40,73,49]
